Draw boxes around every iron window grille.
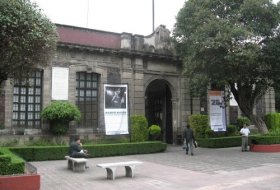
[76,72,99,128]
[12,70,43,127]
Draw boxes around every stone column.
[133,58,145,115]
[172,98,179,144]
[4,79,13,129]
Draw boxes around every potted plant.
[41,101,81,135]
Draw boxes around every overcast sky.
[31,0,186,35]
[31,0,279,36]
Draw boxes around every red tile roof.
[56,24,121,49]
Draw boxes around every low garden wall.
[0,174,40,190]
[250,144,280,152]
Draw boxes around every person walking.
[184,125,195,156]
[240,124,250,152]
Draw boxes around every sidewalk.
[32,146,280,190]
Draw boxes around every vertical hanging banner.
[209,90,226,131]
[104,84,128,135]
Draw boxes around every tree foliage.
[0,0,57,84]
[41,101,81,122]
[173,0,280,133]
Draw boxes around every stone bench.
[96,161,142,180]
[65,156,88,172]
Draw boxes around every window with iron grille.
[76,72,99,128]
[12,70,43,127]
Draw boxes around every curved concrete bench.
[65,156,88,172]
[96,161,142,180]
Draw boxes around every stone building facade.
[0,24,201,144]
[0,24,275,144]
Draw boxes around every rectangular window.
[76,72,99,129]
[12,70,43,127]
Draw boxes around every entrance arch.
[145,79,173,144]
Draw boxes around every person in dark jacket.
[69,137,89,158]
[184,125,196,156]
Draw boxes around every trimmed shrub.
[148,125,162,141]
[10,141,166,161]
[41,101,81,122]
[0,148,25,175]
[189,114,208,138]
[130,115,149,142]
[265,112,280,130]
[149,125,161,135]
[265,128,280,136]
[41,101,81,135]
[204,130,227,138]
[227,124,237,136]
[205,128,215,138]
[237,117,250,130]
[49,121,69,135]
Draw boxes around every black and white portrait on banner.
[104,84,128,135]
[105,86,126,109]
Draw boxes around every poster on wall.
[51,67,69,100]
[209,90,226,132]
[104,84,129,135]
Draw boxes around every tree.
[173,0,280,133]
[0,0,57,85]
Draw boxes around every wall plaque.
[51,67,69,100]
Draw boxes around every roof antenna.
[86,0,90,27]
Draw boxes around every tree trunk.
[229,83,269,134]
[237,104,268,134]
[249,114,268,134]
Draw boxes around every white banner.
[104,84,129,135]
[209,90,226,132]
[51,67,69,100]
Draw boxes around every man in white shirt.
[240,124,250,152]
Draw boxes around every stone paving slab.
[31,146,280,190]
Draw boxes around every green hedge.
[197,136,242,148]
[0,148,25,175]
[250,136,280,145]
[10,146,69,161]
[197,135,280,148]
[10,141,167,161]
[265,112,280,130]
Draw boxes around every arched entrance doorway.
[145,79,173,144]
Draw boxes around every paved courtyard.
[32,145,280,190]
